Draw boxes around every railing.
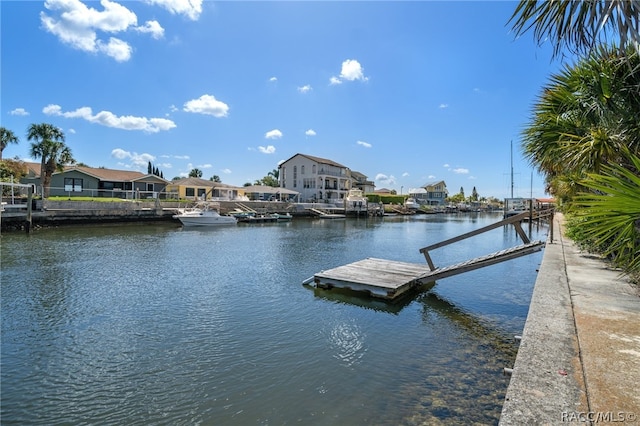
[419,209,555,271]
[27,185,181,201]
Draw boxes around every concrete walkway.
[500,213,640,425]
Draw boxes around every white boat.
[345,188,368,214]
[173,202,237,226]
[404,197,420,210]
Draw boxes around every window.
[312,165,316,174]
[293,166,297,179]
[186,187,195,197]
[301,165,305,174]
[64,178,83,192]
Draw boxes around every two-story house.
[411,180,448,206]
[278,154,352,203]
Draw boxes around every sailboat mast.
[510,141,514,198]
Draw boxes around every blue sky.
[2,0,564,199]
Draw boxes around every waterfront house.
[241,185,299,202]
[350,170,376,194]
[21,162,169,199]
[415,180,448,206]
[278,153,352,203]
[164,177,243,201]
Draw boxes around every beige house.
[165,177,243,201]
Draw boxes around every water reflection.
[1,215,546,425]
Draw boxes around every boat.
[404,197,420,210]
[345,188,368,215]
[272,213,293,222]
[173,202,237,226]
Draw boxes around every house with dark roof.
[21,162,169,199]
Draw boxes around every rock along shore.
[500,213,640,425]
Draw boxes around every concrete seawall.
[500,213,640,425]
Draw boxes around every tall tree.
[509,0,640,60]
[1,127,19,160]
[27,123,74,198]
[521,45,640,199]
[210,175,221,183]
[189,168,202,178]
[471,186,478,201]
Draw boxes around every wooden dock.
[306,209,554,300]
[310,258,433,300]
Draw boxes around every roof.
[421,180,446,188]
[23,162,168,183]
[168,177,241,189]
[279,153,348,169]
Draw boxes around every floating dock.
[305,210,554,300]
[310,258,433,300]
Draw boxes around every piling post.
[25,185,33,233]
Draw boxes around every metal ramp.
[417,240,545,283]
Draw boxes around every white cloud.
[265,129,282,139]
[68,128,76,134]
[269,76,277,82]
[439,103,449,109]
[222,168,232,174]
[297,85,312,93]
[111,148,155,168]
[356,140,372,148]
[402,172,409,177]
[98,36,132,62]
[375,173,396,186]
[198,163,213,169]
[258,145,276,154]
[183,94,229,118]
[135,20,164,39]
[305,129,316,136]
[40,0,143,62]
[330,59,368,84]
[443,163,450,168]
[145,0,203,21]
[10,108,29,116]
[428,174,436,179]
[452,168,469,174]
[44,104,176,133]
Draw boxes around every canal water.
[1,212,548,425]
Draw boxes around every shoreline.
[499,213,640,424]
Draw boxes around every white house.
[278,154,354,203]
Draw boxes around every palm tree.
[571,154,640,276]
[509,0,640,60]
[189,168,202,178]
[27,123,74,198]
[1,127,19,160]
[521,45,640,195]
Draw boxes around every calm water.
[1,213,548,425]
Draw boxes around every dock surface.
[313,258,432,299]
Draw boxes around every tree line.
[509,0,640,279]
